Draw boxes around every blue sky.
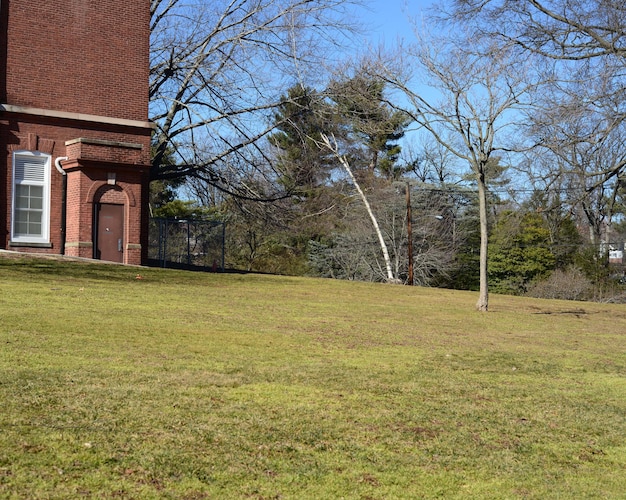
[351,1,442,139]
[362,0,435,46]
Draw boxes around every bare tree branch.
[150,0,362,201]
[443,0,626,61]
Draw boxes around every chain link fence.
[148,218,225,271]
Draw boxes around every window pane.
[16,196,30,209]
[14,209,29,224]
[28,222,42,235]
[15,185,30,208]
[30,187,43,210]
[14,220,28,235]
[29,212,42,225]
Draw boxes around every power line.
[411,185,617,196]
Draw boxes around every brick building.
[0,0,152,265]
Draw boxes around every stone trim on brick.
[9,242,53,248]
[1,103,155,130]
[65,137,144,150]
[65,241,94,248]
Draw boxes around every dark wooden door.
[96,203,124,263]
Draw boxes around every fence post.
[221,222,226,271]
[187,221,191,266]
[157,219,163,267]
[163,218,168,268]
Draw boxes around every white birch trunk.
[320,134,396,283]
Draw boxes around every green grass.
[0,254,625,499]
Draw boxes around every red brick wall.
[4,0,149,121]
[1,1,151,265]
[62,163,147,263]
[1,118,150,259]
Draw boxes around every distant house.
[609,246,624,265]
[0,0,152,265]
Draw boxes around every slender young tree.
[377,32,534,310]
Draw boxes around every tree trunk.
[340,156,396,282]
[320,134,396,282]
[476,172,489,312]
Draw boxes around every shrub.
[526,267,592,301]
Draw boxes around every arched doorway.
[93,186,127,263]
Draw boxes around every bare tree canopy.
[527,78,626,247]
[444,1,626,270]
[445,0,626,62]
[150,0,360,199]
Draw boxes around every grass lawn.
[0,254,625,499]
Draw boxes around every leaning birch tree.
[320,133,396,282]
[378,32,533,310]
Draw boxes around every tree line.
[148,0,626,310]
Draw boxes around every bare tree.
[377,31,534,310]
[444,0,626,63]
[150,0,361,199]
[306,182,456,285]
[400,136,462,185]
[529,97,626,250]
[445,0,626,186]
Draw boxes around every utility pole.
[406,182,413,285]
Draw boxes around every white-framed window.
[11,151,51,244]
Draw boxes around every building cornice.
[0,103,156,130]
